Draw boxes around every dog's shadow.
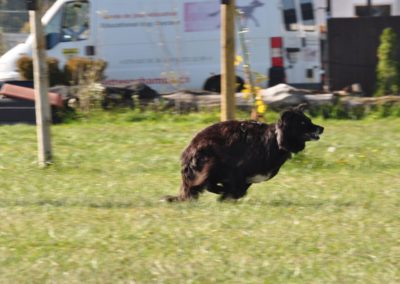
[244,198,355,208]
[1,197,355,209]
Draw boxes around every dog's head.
[276,104,324,153]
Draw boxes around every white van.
[0,0,323,93]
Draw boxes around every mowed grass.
[0,111,399,283]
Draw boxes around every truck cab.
[0,0,91,81]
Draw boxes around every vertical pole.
[220,0,236,121]
[326,0,331,17]
[366,0,372,16]
[29,0,53,167]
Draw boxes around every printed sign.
[303,47,317,62]
[184,1,220,32]
[62,48,79,56]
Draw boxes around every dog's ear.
[294,103,308,112]
[279,109,294,126]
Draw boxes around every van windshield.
[45,1,89,43]
[61,1,89,41]
[45,8,63,35]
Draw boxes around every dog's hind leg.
[180,184,204,201]
[162,183,204,202]
[163,165,210,202]
[162,180,206,202]
[178,162,212,201]
[163,151,214,202]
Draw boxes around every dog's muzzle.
[306,126,324,141]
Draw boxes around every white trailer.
[0,0,323,92]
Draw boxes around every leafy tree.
[375,28,400,96]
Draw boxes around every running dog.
[163,104,324,202]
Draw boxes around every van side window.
[45,9,63,35]
[282,0,298,31]
[300,0,315,31]
[61,1,89,42]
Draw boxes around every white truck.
[0,0,323,93]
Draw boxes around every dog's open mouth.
[304,132,320,141]
[304,126,324,141]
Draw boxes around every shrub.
[64,57,107,86]
[46,57,64,86]
[375,28,400,97]
[16,55,64,86]
[63,58,107,112]
[16,56,107,88]
[16,55,34,80]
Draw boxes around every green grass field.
[0,111,399,283]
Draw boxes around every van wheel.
[268,66,286,87]
[203,75,245,93]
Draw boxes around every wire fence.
[0,10,29,55]
[0,10,29,33]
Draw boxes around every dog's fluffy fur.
[163,105,324,202]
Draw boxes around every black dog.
[163,105,323,202]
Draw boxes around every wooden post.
[28,0,53,167]
[220,0,236,121]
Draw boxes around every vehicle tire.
[203,75,245,93]
[268,66,286,87]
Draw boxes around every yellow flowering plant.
[235,10,269,121]
[235,55,268,119]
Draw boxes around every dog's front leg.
[207,182,224,194]
[218,172,251,201]
[219,184,251,201]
